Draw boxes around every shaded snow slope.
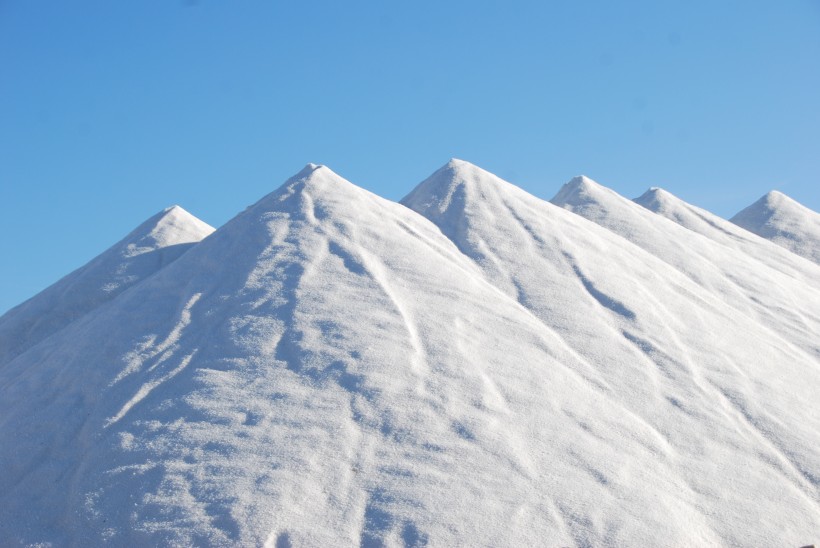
[0,206,214,366]
[730,190,820,265]
[551,175,820,360]
[1,162,818,547]
[635,186,820,282]
[403,159,820,546]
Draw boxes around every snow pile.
[1,162,818,546]
[730,190,820,265]
[551,175,820,359]
[0,206,214,366]
[635,186,820,285]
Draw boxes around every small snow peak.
[261,163,359,208]
[637,187,672,202]
[568,175,600,189]
[438,158,483,178]
[283,163,343,187]
[134,205,214,248]
[634,187,677,212]
[402,159,515,216]
[446,157,473,169]
[763,190,790,207]
[731,188,819,263]
[551,175,606,206]
[291,163,325,180]
[739,190,795,215]
[558,175,603,197]
[153,205,204,227]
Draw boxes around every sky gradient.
[2,0,819,313]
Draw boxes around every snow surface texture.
[1,162,819,546]
[0,206,214,367]
[730,190,820,265]
[551,176,820,360]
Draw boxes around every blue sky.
[1,0,819,313]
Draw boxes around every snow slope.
[635,186,820,282]
[403,160,820,546]
[1,163,818,546]
[551,175,820,360]
[730,190,820,265]
[0,206,214,367]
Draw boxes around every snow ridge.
[1,162,819,547]
[635,186,820,284]
[552,175,820,360]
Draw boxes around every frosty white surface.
[0,205,214,366]
[1,162,818,546]
[731,190,820,265]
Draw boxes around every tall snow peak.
[730,190,820,264]
[0,205,214,366]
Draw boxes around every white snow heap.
[552,172,820,358]
[0,205,214,366]
[635,186,820,282]
[730,190,820,264]
[1,161,819,546]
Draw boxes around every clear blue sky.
[2,0,819,313]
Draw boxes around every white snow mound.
[0,205,214,366]
[552,175,820,359]
[730,190,820,265]
[635,186,820,283]
[0,162,818,547]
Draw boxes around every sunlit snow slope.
[730,190,820,265]
[404,160,820,546]
[635,186,819,279]
[551,175,820,360]
[1,162,818,547]
[0,206,214,366]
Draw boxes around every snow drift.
[1,162,818,547]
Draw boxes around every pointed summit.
[634,186,709,222]
[245,163,364,218]
[634,187,674,212]
[0,205,214,366]
[731,190,820,264]
[401,158,523,223]
[124,204,214,255]
[287,162,324,182]
[549,175,612,209]
[284,162,348,192]
[566,174,599,189]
